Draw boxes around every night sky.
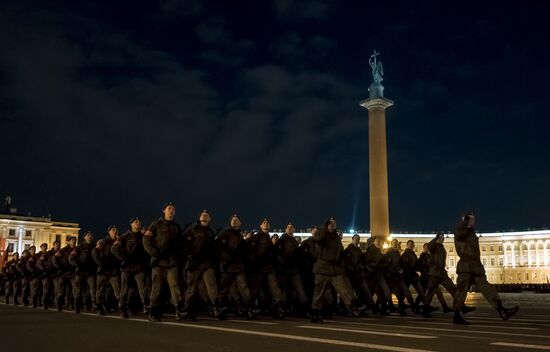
[1,1,549,234]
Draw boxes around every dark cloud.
[1,0,549,234]
[271,0,332,21]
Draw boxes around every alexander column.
[360,50,393,239]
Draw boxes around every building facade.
[0,213,79,265]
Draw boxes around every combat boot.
[97,304,106,316]
[120,305,129,319]
[212,301,228,321]
[310,309,324,324]
[247,307,262,319]
[271,303,285,319]
[369,304,379,316]
[143,298,151,315]
[378,304,391,316]
[453,310,469,325]
[422,305,433,318]
[350,303,367,317]
[497,301,519,321]
[176,305,196,321]
[442,303,453,313]
[461,305,476,314]
[149,307,161,323]
[5,295,9,305]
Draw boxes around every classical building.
[0,213,79,265]
[291,229,550,285]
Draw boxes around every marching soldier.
[92,226,121,315]
[70,231,97,313]
[310,217,361,323]
[383,239,419,315]
[143,202,184,322]
[344,234,376,314]
[452,213,519,324]
[16,249,32,306]
[112,218,150,319]
[418,243,451,312]
[400,240,426,308]
[421,232,459,317]
[38,241,60,309]
[299,226,319,302]
[52,236,78,311]
[217,214,259,318]
[181,210,224,320]
[248,218,285,319]
[27,244,44,308]
[5,252,20,305]
[363,236,395,315]
[274,222,308,315]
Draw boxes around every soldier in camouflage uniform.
[143,202,184,322]
[452,213,519,324]
[344,234,376,314]
[92,226,121,315]
[310,218,362,323]
[274,222,309,315]
[112,218,150,319]
[181,210,225,320]
[37,241,60,309]
[248,218,285,319]
[217,214,260,319]
[70,231,97,313]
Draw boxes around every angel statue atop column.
[369,50,384,84]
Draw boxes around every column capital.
[360,97,394,110]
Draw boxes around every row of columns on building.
[503,240,550,268]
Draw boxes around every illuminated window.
[482,246,486,252]
[8,229,16,237]
[490,246,494,252]
[450,258,455,266]
[499,258,503,266]
[498,246,503,252]
[25,230,32,238]
[490,258,495,266]
[531,244,535,250]
[523,245,528,250]
[482,258,487,266]
[449,247,453,252]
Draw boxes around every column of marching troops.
[1,203,519,325]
